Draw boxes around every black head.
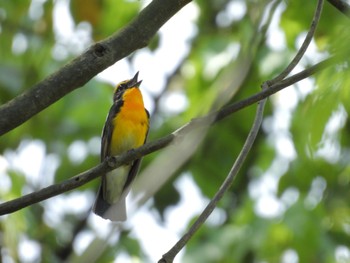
[113,72,142,101]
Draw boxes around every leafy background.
[0,0,350,262]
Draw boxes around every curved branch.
[268,0,324,84]
[0,0,192,136]
[0,55,338,216]
[159,94,267,263]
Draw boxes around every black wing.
[100,101,123,162]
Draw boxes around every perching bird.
[92,72,149,221]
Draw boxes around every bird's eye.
[118,83,127,90]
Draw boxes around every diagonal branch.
[0,0,192,136]
[0,54,339,216]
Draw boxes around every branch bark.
[0,0,192,136]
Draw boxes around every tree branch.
[0,53,339,216]
[0,134,174,215]
[201,55,337,125]
[268,0,323,84]
[0,0,192,136]
[159,93,267,263]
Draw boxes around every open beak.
[128,71,142,88]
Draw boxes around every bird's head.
[113,72,143,102]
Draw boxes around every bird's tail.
[92,186,128,222]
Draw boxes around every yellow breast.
[110,88,149,156]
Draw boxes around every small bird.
[92,72,149,221]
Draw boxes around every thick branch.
[0,55,339,216]
[0,0,192,136]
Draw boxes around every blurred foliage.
[0,0,350,262]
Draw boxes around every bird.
[92,72,149,221]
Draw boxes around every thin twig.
[267,0,324,84]
[159,97,267,263]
